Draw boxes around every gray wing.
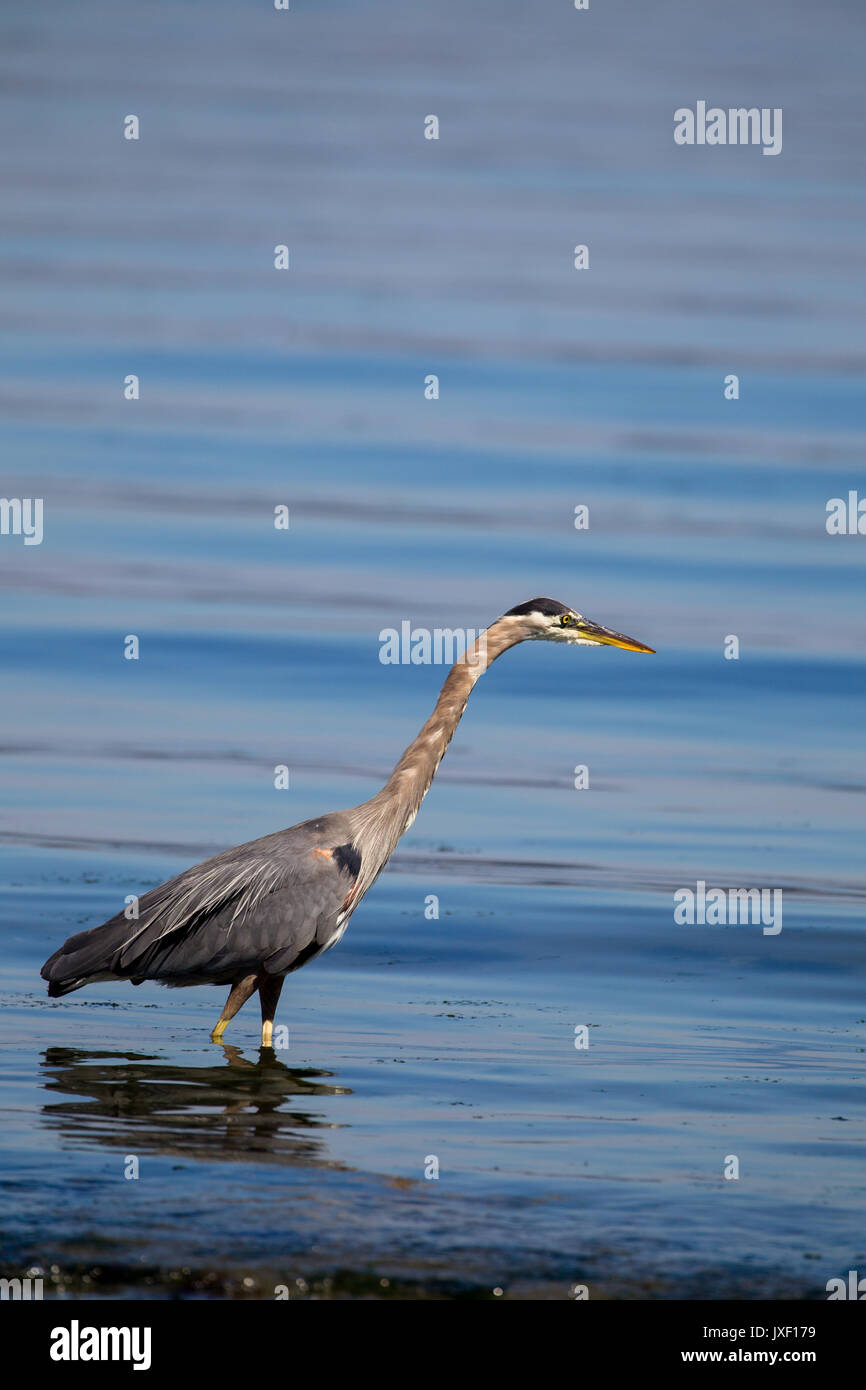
[42,815,362,990]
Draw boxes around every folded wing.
[41,820,361,994]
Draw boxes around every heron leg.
[258,973,284,1048]
[210,973,259,1042]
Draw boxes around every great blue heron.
[42,599,654,1043]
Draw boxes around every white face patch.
[513,610,571,639]
[515,608,609,646]
[535,610,590,643]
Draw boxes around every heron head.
[502,598,655,653]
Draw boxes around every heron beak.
[576,618,655,653]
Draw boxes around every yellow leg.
[259,974,284,1048]
[210,974,258,1042]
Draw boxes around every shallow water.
[1,0,864,1298]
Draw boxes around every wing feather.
[42,817,362,990]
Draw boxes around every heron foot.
[210,973,259,1043]
[259,973,284,1050]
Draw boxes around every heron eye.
[560,614,573,627]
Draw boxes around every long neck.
[348,619,520,883]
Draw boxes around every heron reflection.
[39,1046,352,1168]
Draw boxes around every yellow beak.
[577,618,655,653]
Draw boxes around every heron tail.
[41,914,131,996]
